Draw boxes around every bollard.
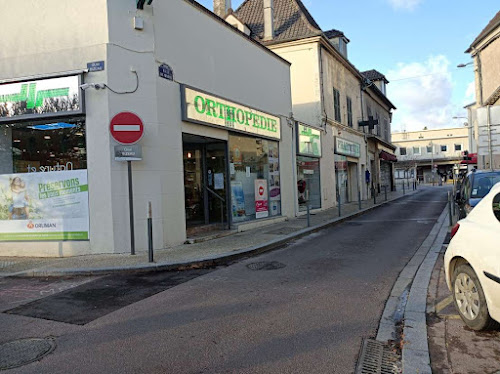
[148,201,154,263]
[306,204,311,227]
[358,190,362,210]
[337,191,341,217]
[403,182,405,195]
[447,192,453,227]
[384,186,388,201]
[373,187,377,205]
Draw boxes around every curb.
[3,190,420,278]
[375,201,449,374]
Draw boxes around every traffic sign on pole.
[110,112,144,145]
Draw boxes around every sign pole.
[128,161,136,255]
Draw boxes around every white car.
[444,182,500,330]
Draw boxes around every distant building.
[392,128,470,183]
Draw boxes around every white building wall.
[0,0,293,256]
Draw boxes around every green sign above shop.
[181,85,281,140]
[297,124,321,157]
[0,75,83,123]
[335,137,361,158]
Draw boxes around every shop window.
[0,120,89,241]
[229,134,280,222]
[297,156,321,211]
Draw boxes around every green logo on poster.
[0,83,70,109]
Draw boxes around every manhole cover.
[355,339,401,374]
[246,261,286,271]
[0,338,56,370]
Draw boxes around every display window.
[229,134,281,222]
[297,156,321,211]
[0,119,89,241]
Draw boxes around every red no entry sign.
[110,112,144,144]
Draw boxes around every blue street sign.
[87,61,105,72]
[159,64,173,81]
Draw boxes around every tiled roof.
[324,28,350,43]
[467,10,500,52]
[362,69,389,83]
[324,29,343,39]
[235,0,323,43]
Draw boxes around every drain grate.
[355,339,401,374]
[265,227,302,235]
[246,261,286,271]
[0,338,56,370]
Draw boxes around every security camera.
[79,83,106,90]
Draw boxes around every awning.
[460,153,478,164]
[380,150,397,162]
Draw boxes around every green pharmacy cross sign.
[0,75,81,122]
[0,83,69,110]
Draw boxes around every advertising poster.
[0,170,89,241]
[254,179,269,219]
[231,182,246,222]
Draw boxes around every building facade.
[0,0,294,256]
[224,0,397,210]
[392,127,470,183]
[465,10,500,170]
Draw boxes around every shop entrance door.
[183,134,228,231]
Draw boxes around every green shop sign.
[297,123,321,157]
[0,75,82,122]
[335,137,361,158]
[181,86,281,140]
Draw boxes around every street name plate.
[114,144,142,161]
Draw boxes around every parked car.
[445,182,500,330]
[456,169,500,219]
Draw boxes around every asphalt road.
[1,187,448,374]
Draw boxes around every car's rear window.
[471,174,500,198]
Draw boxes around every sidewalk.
[427,249,500,373]
[0,187,421,277]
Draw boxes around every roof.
[466,10,500,52]
[324,29,350,43]
[362,69,389,84]
[235,0,323,43]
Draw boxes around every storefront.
[296,123,321,211]
[181,85,283,231]
[334,137,361,203]
[0,74,89,242]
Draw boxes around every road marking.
[435,295,454,313]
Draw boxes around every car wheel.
[452,264,499,331]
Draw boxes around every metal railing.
[206,187,226,229]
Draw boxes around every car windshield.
[471,173,500,198]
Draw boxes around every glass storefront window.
[229,134,281,222]
[297,156,321,211]
[0,119,89,241]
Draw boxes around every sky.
[197,0,499,133]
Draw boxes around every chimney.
[214,0,231,18]
[263,0,274,40]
